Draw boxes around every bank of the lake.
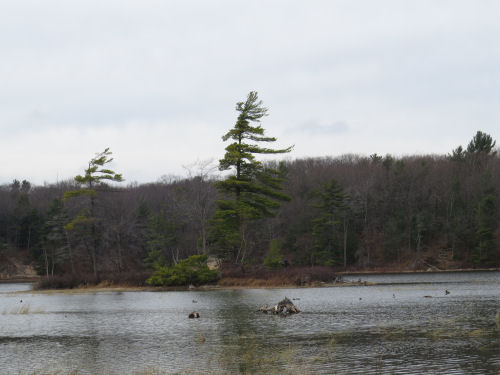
[17,266,500,293]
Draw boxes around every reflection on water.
[1,272,499,374]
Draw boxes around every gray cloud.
[0,0,499,184]
[294,120,350,135]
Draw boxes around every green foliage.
[145,213,178,256]
[210,92,293,262]
[449,145,466,162]
[467,131,496,154]
[144,249,167,271]
[450,131,497,164]
[146,255,219,286]
[370,153,383,163]
[263,239,283,269]
[63,211,92,231]
[208,200,241,260]
[310,179,347,265]
[64,148,123,202]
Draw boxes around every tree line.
[0,92,499,284]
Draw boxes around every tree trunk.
[43,248,49,277]
[27,227,31,251]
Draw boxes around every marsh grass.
[2,303,44,315]
[19,342,312,375]
[193,333,206,344]
[325,330,353,347]
[204,333,313,375]
[380,328,407,341]
[18,371,169,375]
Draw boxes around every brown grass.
[218,277,301,287]
[34,272,152,290]
[218,265,336,287]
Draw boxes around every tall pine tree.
[310,179,348,267]
[210,92,292,263]
[64,148,123,278]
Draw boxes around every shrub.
[146,255,219,286]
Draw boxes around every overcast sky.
[1,0,499,185]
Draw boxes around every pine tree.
[310,179,348,266]
[42,199,70,276]
[466,131,496,154]
[210,91,292,263]
[64,148,123,278]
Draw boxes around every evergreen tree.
[144,211,178,266]
[310,179,348,266]
[210,91,293,263]
[449,145,466,162]
[42,199,70,276]
[467,131,496,154]
[64,148,123,278]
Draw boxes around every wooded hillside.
[1,131,499,282]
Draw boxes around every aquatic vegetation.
[1,303,44,315]
[193,333,206,344]
[380,328,407,341]
[325,330,353,347]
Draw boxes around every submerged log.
[258,297,300,316]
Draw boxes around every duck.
[189,312,200,318]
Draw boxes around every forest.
[0,93,499,286]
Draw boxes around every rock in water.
[189,312,200,318]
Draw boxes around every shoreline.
[19,281,365,294]
[4,267,499,294]
[0,277,40,284]
[338,267,500,275]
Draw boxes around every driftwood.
[258,297,300,316]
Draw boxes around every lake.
[1,271,499,374]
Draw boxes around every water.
[1,272,499,374]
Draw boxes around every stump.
[258,297,300,316]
